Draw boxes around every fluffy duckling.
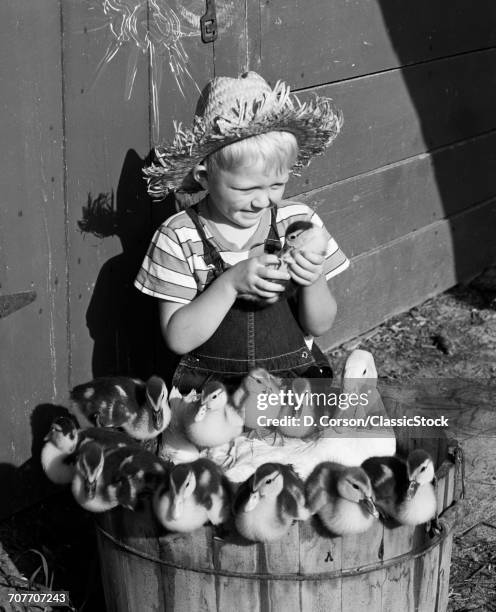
[263,221,328,301]
[278,220,329,269]
[153,458,231,532]
[306,462,379,536]
[71,441,112,512]
[184,381,243,449]
[71,375,171,440]
[233,463,309,542]
[41,415,80,484]
[277,377,316,438]
[362,449,438,531]
[41,413,144,486]
[112,450,170,510]
[72,442,150,512]
[232,368,282,437]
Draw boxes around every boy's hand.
[224,254,290,302]
[287,251,325,286]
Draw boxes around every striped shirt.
[134,199,349,304]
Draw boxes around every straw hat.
[144,71,343,199]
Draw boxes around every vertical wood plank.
[299,518,342,611]
[159,527,216,611]
[381,525,416,610]
[340,522,384,610]
[263,523,300,612]
[444,462,456,508]
[97,507,165,612]
[212,536,261,612]
[414,545,440,612]
[62,0,153,384]
[0,2,67,473]
[435,534,453,612]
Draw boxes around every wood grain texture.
[212,535,261,611]
[285,49,496,196]
[320,198,496,350]
[94,449,457,611]
[98,507,165,612]
[61,1,152,385]
[299,518,342,610]
[340,522,384,609]
[0,2,67,472]
[256,0,496,89]
[298,131,496,258]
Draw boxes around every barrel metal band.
[95,502,459,582]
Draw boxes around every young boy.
[135,72,349,393]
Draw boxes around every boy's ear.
[192,164,209,189]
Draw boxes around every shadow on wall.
[79,149,180,385]
[377,0,496,295]
[0,403,69,520]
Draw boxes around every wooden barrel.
[95,431,463,612]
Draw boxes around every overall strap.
[264,205,283,254]
[184,204,226,277]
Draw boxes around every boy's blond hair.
[205,131,298,175]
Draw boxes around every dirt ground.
[1,267,495,611]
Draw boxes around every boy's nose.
[252,191,271,209]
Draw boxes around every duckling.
[232,368,282,439]
[72,441,146,512]
[278,220,329,270]
[41,415,80,484]
[233,463,309,542]
[121,375,171,441]
[70,376,143,428]
[71,441,112,512]
[305,462,379,536]
[277,377,316,439]
[153,458,231,532]
[70,375,171,440]
[263,221,328,301]
[184,381,243,449]
[362,450,439,532]
[113,450,170,510]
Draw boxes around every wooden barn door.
[1,2,69,516]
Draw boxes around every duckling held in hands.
[184,381,243,449]
[153,458,231,532]
[233,463,309,542]
[278,220,329,270]
[362,450,438,532]
[306,462,379,536]
[70,375,171,440]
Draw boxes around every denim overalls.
[171,203,333,394]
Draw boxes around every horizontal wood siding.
[261,3,496,350]
[286,49,496,196]
[322,199,496,347]
[258,0,496,88]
